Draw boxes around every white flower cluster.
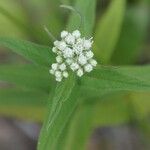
[49,30,97,82]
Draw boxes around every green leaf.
[0,88,48,106]
[81,65,150,92]
[38,73,79,150]
[67,0,96,36]
[62,104,95,150]
[116,65,150,81]
[94,0,126,63]
[0,37,55,67]
[0,88,47,121]
[0,65,53,92]
[111,6,149,65]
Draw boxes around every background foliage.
[0,0,150,149]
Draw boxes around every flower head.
[49,30,97,82]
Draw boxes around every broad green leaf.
[0,37,55,67]
[0,65,53,92]
[111,6,149,65]
[0,88,47,121]
[81,65,150,92]
[94,0,126,63]
[38,0,96,149]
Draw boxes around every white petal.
[59,63,66,71]
[51,63,58,70]
[54,40,59,46]
[66,58,73,65]
[85,51,94,59]
[49,69,55,75]
[78,55,87,65]
[52,47,57,53]
[61,30,68,38]
[63,71,69,78]
[77,68,84,77]
[58,41,67,51]
[89,59,97,67]
[72,30,81,39]
[65,34,75,45]
[56,77,62,82]
[56,56,63,63]
[84,64,93,72]
[55,71,62,78]
[63,47,74,58]
[83,40,92,49]
[70,63,79,71]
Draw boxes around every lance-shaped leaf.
[67,0,96,36]
[111,6,149,65]
[81,65,150,92]
[0,37,55,67]
[94,0,126,63]
[0,65,53,92]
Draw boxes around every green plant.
[0,0,150,150]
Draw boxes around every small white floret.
[89,59,97,67]
[72,30,81,39]
[63,47,74,58]
[49,69,55,75]
[56,56,63,63]
[56,77,62,82]
[77,68,84,77]
[85,51,94,59]
[65,34,75,45]
[57,41,67,51]
[78,55,87,65]
[54,40,59,46]
[73,44,83,54]
[77,38,83,43]
[57,51,62,55]
[55,71,62,78]
[66,58,73,65]
[59,63,66,71]
[63,71,69,78]
[52,47,57,53]
[84,64,93,72]
[61,30,68,38]
[83,39,93,49]
[51,63,58,70]
[70,63,79,71]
